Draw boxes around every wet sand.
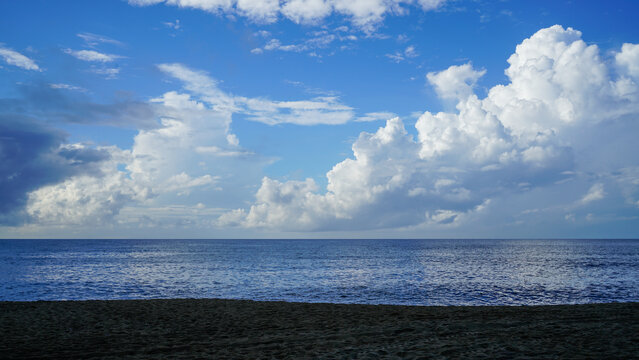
[1,299,637,359]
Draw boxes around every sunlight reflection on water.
[1,239,637,305]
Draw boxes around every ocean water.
[0,239,637,306]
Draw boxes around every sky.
[1,0,639,239]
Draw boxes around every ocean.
[1,239,637,305]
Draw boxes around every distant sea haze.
[1,239,637,305]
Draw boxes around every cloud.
[26,146,150,226]
[49,83,87,92]
[221,117,502,231]
[616,43,639,79]
[331,0,391,31]
[10,25,639,234]
[284,79,339,96]
[77,33,124,47]
[404,45,417,57]
[157,63,238,111]
[386,45,419,63]
[613,167,639,208]
[163,172,219,194]
[90,67,121,79]
[128,0,165,4]
[254,30,271,38]
[127,91,237,193]
[221,25,639,232]
[417,0,445,10]
[1,82,157,129]
[236,0,280,22]
[580,183,606,205]
[163,19,181,30]
[243,96,354,125]
[18,61,375,228]
[281,0,332,24]
[127,0,448,31]
[158,62,356,125]
[0,46,40,71]
[63,48,124,78]
[426,63,485,100]
[355,111,397,122]
[64,49,123,62]
[195,145,254,157]
[23,89,250,226]
[251,29,357,56]
[0,83,165,225]
[262,38,307,52]
[385,53,404,63]
[0,118,109,225]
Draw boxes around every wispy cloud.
[64,49,123,62]
[49,83,87,92]
[0,45,40,71]
[77,32,124,47]
[355,111,397,122]
[195,146,255,157]
[580,183,606,205]
[284,79,339,96]
[91,67,120,79]
[386,45,418,63]
[157,62,357,126]
[163,19,181,30]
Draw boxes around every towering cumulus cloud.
[221,25,639,231]
[0,118,111,224]
[22,63,354,227]
[24,87,238,226]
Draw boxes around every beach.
[1,299,637,359]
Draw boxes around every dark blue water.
[0,239,637,305]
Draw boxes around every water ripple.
[0,239,638,305]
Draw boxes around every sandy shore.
[1,299,637,359]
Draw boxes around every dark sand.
[1,300,637,359]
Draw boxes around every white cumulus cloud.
[27,146,151,225]
[127,0,449,31]
[24,61,371,227]
[220,25,639,232]
[616,43,639,79]
[426,63,486,100]
[25,92,244,226]
[281,0,332,24]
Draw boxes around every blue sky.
[1,0,639,238]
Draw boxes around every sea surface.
[1,239,638,306]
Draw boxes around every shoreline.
[2,297,638,307]
[1,299,638,359]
